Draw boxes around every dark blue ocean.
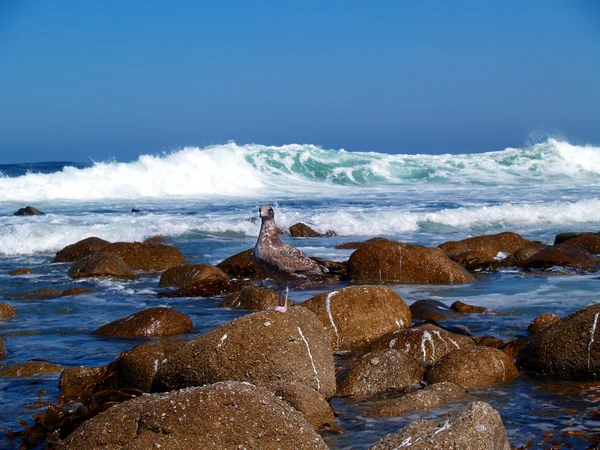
[1,139,600,448]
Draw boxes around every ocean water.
[0,138,599,448]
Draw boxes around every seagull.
[253,205,328,312]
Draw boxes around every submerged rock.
[0,302,16,319]
[450,300,490,315]
[94,307,193,338]
[154,306,336,398]
[53,237,111,263]
[0,361,63,377]
[427,347,518,389]
[410,299,458,321]
[347,241,474,284]
[368,401,510,450]
[336,349,423,398]
[7,267,36,276]
[57,381,328,450]
[302,285,411,351]
[367,381,466,418]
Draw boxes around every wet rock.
[59,366,107,397]
[450,250,498,271]
[518,303,600,379]
[94,307,193,338]
[336,349,424,398]
[154,306,336,399]
[501,337,527,360]
[158,277,242,298]
[521,244,597,270]
[101,241,185,272]
[367,381,466,418]
[7,267,36,276]
[216,248,264,279]
[158,263,229,288]
[363,324,475,367]
[500,244,547,267]
[53,237,111,263]
[290,222,322,237]
[97,341,185,393]
[0,361,63,377]
[554,232,583,245]
[410,299,457,321]
[57,381,328,450]
[60,287,92,297]
[273,382,336,429]
[220,285,284,310]
[0,339,5,360]
[472,335,510,349]
[68,252,134,279]
[527,312,560,334]
[143,236,165,245]
[347,241,475,284]
[335,237,391,250]
[428,347,518,389]
[0,302,16,319]
[439,231,531,260]
[18,288,63,300]
[13,206,44,216]
[450,300,489,314]
[556,233,600,254]
[302,285,411,351]
[368,401,510,450]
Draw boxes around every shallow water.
[1,140,600,448]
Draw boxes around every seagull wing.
[270,243,326,276]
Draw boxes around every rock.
[68,252,134,279]
[302,285,411,352]
[501,337,527,360]
[347,241,475,284]
[410,299,457,321]
[158,277,242,298]
[60,287,92,297]
[500,244,547,267]
[101,242,186,272]
[216,248,264,279]
[556,233,600,254]
[367,381,466,418]
[94,307,193,338]
[527,312,560,334]
[428,347,518,389]
[289,222,322,237]
[450,300,488,314]
[220,285,284,310]
[13,206,44,216]
[521,244,597,270]
[273,382,335,429]
[53,237,111,263]
[154,306,336,399]
[0,339,5,360]
[472,335,510,349]
[363,324,475,367]
[18,288,62,300]
[336,349,424,398]
[0,302,16,319]
[439,232,531,260]
[0,361,63,377]
[517,303,600,379]
[335,237,391,250]
[368,401,510,450]
[158,263,229,288]
[7,267,36,275]
[59,366,107,397]
[554,232,583,245]
[57,381,328,450]
[450,250,498,271]
[143,236,165,245]
[97,341,185,393]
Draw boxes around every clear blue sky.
[0,0,598,163]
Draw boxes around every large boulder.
[367,381,466,418]
[53,237,111,263]
[217,248,264,279]
[68,252,134,279]
[158,264,229,288]
[517,303,600,379]
[336,349,423,398]
[521,245,597,270]
[347,242,474,284]
[220,285,283,310]
[363,324,475,367]
[154,306,336,398]
[428,347,518,389]
[57,381,328,450]
[439,232,531,260]
[101,242,185,272]
[302,285,411,351]
[94,307,193,338]
[368,401,510,450]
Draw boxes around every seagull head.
[259,204,275,221]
